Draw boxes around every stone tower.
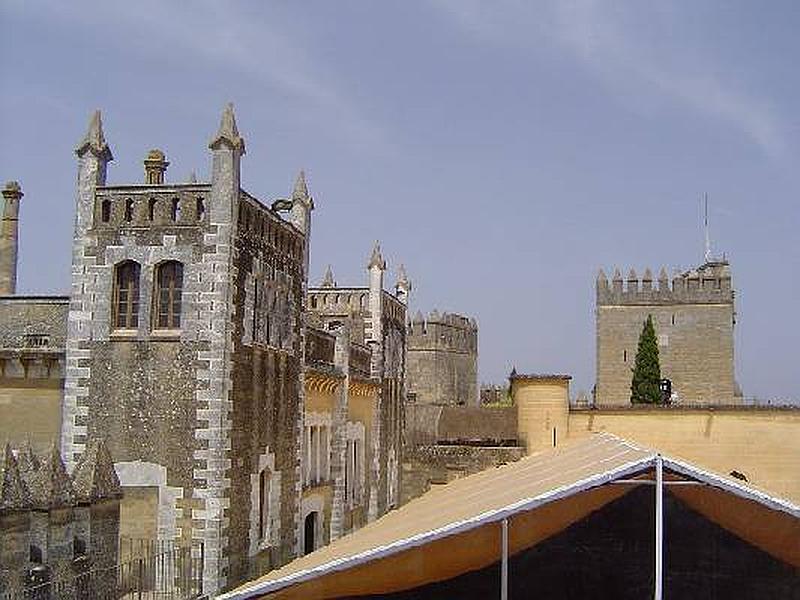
[0,181,24,295]
[60,105,310,593]
[595,261,737,406]
[407,311,479,406]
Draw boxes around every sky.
[1,1,798,400]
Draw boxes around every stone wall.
[596,262,736,406]
[407,311,478,406]
[401,445,525,505]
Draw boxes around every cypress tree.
[630,315,662,404]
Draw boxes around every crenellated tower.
[406,310,479,406]
[595,260,737,406]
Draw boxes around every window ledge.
[151,329,182,340]
[110,329,139,340]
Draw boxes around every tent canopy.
[223,433,799,599]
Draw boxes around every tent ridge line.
[219,454,658,599]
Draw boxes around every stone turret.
[367,242,386,376]
[0,181,23,295]
[290,170,314,294]
[143,149,169,184]
[64,111,114,469]
[209,102,244,225]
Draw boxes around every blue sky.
[1,1,798,400]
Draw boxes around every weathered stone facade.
[2,106,405,595]
[307,248,407,518]
[596,262,737,406]
[407,311,478,406]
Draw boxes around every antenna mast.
[703,192,711,263]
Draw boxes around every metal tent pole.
[501,518,509,600]
[655,455,664,600]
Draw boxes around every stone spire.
[290,169,314,237]
[1,443,31,511]
[209,102,245,154]
[368,241,386,270]
[75,110,113,160]
[597,268,608,286]
[321,265,335,288]
[72,439,121,503]
[0,181,24,295]
[292,170,310,201]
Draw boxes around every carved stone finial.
[368,241,385,270]
[76,110,113,160]
[209,102,245,154]
[293,170,309,200]
[321,265,335,288]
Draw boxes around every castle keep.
[595,262,737,405]
[406,311,478,407]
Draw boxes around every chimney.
[0,181,24,295]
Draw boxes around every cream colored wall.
[305,386,335,414]
[513,380,569,453]
[0,382,62,453]
[567,410,800,503]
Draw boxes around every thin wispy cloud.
[433,0,784,157]
[3,0,384,149]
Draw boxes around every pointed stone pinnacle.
[321,265,335,287]
[396,264,410,287]
[597,268,608,282]
[368,241,385,270]
[643,268,653,280]
[209,102,245,153]
[628,268,637,281]
[659,267,669,281]
[1,443,31,510]
[76,110,113,160]
[293,170,309,200]
[72,439,121,503]
[612,268,622,281]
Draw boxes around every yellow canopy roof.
[223,433,799,599]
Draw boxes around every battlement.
[408,310,478,353]
[597,261,733,306]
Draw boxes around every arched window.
[154,261,184,329]
[113,261,141,329]
[196,197,205,221]
[148,198,157,221]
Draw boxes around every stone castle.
[0,106,412,595]
[596,262,738,405]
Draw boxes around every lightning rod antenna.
[704,192,711,263]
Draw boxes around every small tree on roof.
[630,315,661,404]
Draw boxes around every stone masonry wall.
[407,312,478,406]
[596,263,735,406]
